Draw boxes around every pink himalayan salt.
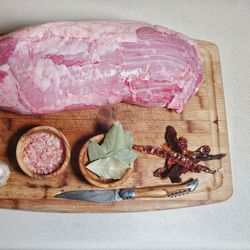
[23,132,64,175]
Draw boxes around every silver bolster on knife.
[117,189,136,200]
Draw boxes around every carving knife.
[55,178,198,203]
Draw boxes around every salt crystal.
[23,132,64,175]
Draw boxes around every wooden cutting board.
[0,40,232,212]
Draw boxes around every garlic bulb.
[0,160,10,187]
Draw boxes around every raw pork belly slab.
[0,21,203,115]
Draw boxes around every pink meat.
[0,21,202,114]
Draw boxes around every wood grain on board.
[0,40,233,212]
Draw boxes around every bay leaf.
[114,149,138,165]
[86,157,130,179]
[107,149,138,165]
[88,141,106,162]
[124,131,133,149]
[101,121,125,153]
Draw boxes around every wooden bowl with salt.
[16,126,70,179]
[79,134,134,188]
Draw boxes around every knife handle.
[118,187,170,199]
[118,179,195,199]
[134,187,169,198]
[133,180,191,198]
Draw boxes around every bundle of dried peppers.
[133,126,226,183]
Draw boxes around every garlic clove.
[0,160,10,187]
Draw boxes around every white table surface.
[0,0,249,249]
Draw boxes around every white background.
[0,0,249,249]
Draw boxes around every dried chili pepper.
[133,125,226,183]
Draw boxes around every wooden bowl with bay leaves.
[79,134,134,188]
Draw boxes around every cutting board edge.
[206,41,233,202]
[0,194,233,213]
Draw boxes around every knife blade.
[55,178,198,203]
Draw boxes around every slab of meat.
[0,21,203,115]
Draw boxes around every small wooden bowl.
[16,126,70,179]
[79,134,134,188]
